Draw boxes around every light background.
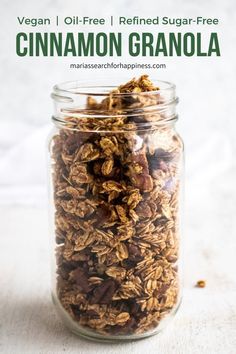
[0,1,236,353]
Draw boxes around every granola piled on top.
[51,75,182,336]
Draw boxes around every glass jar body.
[48,80,184,341]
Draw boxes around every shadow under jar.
[48,77,184,341]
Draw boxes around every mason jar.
[48,77,184,341]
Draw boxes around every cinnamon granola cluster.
[51,76,182,336]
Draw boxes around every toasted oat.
[115,312,130,325]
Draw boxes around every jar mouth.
[52,79,176,98]
[51,79,178,129]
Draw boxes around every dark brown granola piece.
[90,279,117,304]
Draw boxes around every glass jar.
[48,78,183,341]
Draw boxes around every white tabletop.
[1,201,235,354]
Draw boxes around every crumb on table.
[196,280,206,288]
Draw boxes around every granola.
[196,280,206,288]
[51,75,183,336]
